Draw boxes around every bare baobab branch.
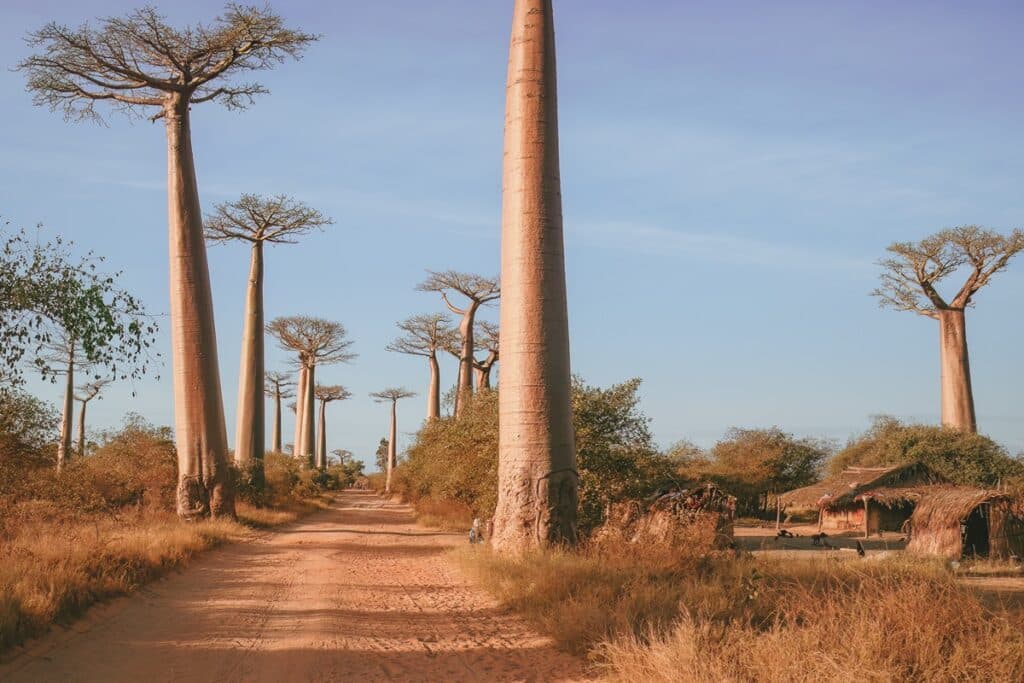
[74,377,113,457]
[416,270,499,417]
[872,225,1024,432]
[205,194,332,244]
[385,313,456,421]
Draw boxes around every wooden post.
[775,494,782,531]
[863,498,870,539]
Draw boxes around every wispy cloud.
[573,220,872,271]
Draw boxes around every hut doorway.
[962,505,991,557]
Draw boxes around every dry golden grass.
[414,498,474,531]
[463,545,1024,682]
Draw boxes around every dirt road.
[1,491,591,682]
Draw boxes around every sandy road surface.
[1,491,591,683]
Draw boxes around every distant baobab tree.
[386,314,456,421]
[40,334,90,471]
[873,226,1024,433]
[314,384,352,470]
[75,378,112,457]
[268,316,355,466]
[206,195,331,480]
[370,388,416,493]
[492,0,578,552]
[473,321,500,390]
[18,5,318,519]
[264,371,295,454]
[417,271,499,417]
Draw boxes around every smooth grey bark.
[938,308,976,432]
[492,0,578,552]
[234,242,265,473]
[293,364,307,458]
[317,398,327,470]
[271,383,282,453]
[166,97,233,519]
[385,400,397,493]
[76,397,87,458]
[300,363,316,467]
[56,347,74,471]
[427,353,441,421]
[453,303,479,416]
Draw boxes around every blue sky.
[2,1,1022,468]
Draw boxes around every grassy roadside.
[0,494,330,655]
[459,545,1024,682]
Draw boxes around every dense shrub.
[396,377,676,534]
[830,416,1024,487]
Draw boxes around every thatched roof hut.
[780,463,945,510]
[906,486,1024,560]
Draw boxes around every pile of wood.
[598,483,736,550]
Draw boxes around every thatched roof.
[780,463,944,509]
[909,486,1012,530]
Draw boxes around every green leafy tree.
[375,438,389,472]
[829,416,1024,487]
[709,428,831,517]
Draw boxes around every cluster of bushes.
[393,377,676,535]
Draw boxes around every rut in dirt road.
[2,491,591,683]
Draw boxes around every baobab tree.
[19,5,318,519]
[264,371,295,454]
[417,271,499,416]
[370,388,416,493]
[75,378,112,457]
[206,194,331,477]
[492,0,578,552]
[267,316,355,466]
[385,314,456,421]
[314,384,352,470]
[41,335,90,471]
[873,226,1024,432]
[473,321,500,390]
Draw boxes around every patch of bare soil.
[0,491,591,682]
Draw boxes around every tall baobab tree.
[370,388,416,493]
[385,314,456,421]
[473,321,500,390]
[268,316,356,466]
[417,271,499,416]
[314,384,352,470]
[75,378,112,457]
[19,6,318,519]
[206,195,331,478]
[264,371,295,453]
[492,0,578,552]
[873,226,1024,432]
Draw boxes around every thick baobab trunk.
[56,350,74,471]
[385,400,397,493]
[271,386,282,453]
[316,400,327,470]
[492,0,578,552]
[165,97,234,519]
[300,364,316,466]
[77,398,87,458]
[427,353,441,421]
[938,308,977,432]
[293,364,307,457]
[454,306,478,417]
[234,242,265,476]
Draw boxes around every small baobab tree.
[873,225,1024,433]
[264,371,295,454]
[370,388,416,493]
[40,335,90,471]
[473,321,499,390]
[417,271,499,417]
[18,5,318,519]
[492,0,578,552]
[267,316,356,466]
[205,194,331,479]
[314,384,352,470]
[386,314,456,421]
[74,378,112,457]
